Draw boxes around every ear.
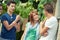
[7,5,9,9]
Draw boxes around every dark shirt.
[1,13,16,39]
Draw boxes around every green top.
[24,22,40,40]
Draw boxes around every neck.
[32,21,38,26]
[34,21,37,24]
[47,13,53,19]
[7,10,12,16]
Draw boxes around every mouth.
[12,9,14,11]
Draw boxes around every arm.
[40,23,49,36]
[21,23,29,40]
[2,15,20,31]
[14,15,20,32]
[40,20,49,36]
[15,22,20,32]
[21,32,25,40]
[3,20,16,31]
[40,18,54,36]
[21,26,26,40]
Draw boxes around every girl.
[21,9,40,40]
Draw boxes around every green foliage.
[2,3,7,14]
[14,0,20,4]
[14,2,34,18]
[38,0,53,21]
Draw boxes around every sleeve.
[45,19,56,29]
[1,15,7,23]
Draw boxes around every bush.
[14,2,34,18]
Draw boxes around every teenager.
[1,1,20,40]
[21,9,40,40]
[39,3,58,40]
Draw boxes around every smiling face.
[7,3,15,13]
[33,12,39,21]
[30,10,39,23]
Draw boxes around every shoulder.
[1,13,8,18]
[1,13,8,22]
[45,16,58,28]
[2,13,7,16]
[26,22,30,27]
[1,13,7,18]
[51,16,57,21]
[13,14,16,16]
[47,16,57,22]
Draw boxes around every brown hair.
[30,9,39,24]
[44,3,53,14]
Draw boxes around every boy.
[39,3,58,40]
[1,1,20,40]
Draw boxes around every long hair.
[30,9,39,24]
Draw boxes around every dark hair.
[7,1,16,6]
[44,3,53,14]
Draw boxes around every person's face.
[7,3,15,13]
[33,13,39,21]
[0,6,2,14]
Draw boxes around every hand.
[12,21,17,26]
[43,18,47,23]
[43,32,48,37]
[40,18,47,26]
[40,21,44,27]
[14,23,17,27]
[15,15,20,22]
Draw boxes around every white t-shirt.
[39,16,58,40]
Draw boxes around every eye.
[11,5,14,7]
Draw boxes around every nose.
[13,7,15,9]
